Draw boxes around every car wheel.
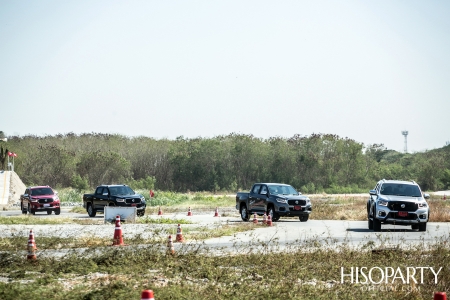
[47,210,52,215]
[373,214,381,232]
[21,203,27,214]
[137,210,145,217]
[54,209,61,215]
[411,224,419,230]
[299,215,309,222]
[87,204,96,217]
[240,205,249,222]
[268,206,280,222]
[368,218,373,230]
[418,222,427,232]
[28,204,35,215]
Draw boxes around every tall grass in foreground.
[1,236,449,299]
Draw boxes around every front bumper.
[375,206,429,224]
[30,202,60,210]
[276,203,312,216]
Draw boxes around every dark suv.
[20,186,61,215]
[367,180,430,232]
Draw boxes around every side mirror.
[423,193,430,199]
[369,190,377,196]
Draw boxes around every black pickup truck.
[236,183,312,222]
[83,184,146,217]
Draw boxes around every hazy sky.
[1,1,449,152]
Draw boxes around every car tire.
[47,210,52,215]
[368,218,373,230]
[240,205,249,222]
[373,216,381,232]
[418,222,427,232]
[54,209,61,215]
[21,203,27,214]
[87,204,96,217]
[299,215,309,222]
[137,210,145,217]
[28,204,35,215]
[268,206,280,222]
[411,224,419,230]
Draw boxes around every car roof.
[29,186,53,189]
[255,183,291,186]
[379,180,418,186]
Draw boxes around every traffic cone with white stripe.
[167,235,175,255]
[213,207,220,217]
[262,212,267,224]
[175,224,184,242]
[267,214,273,226]
[252,213,258,224]
[141,290,155,300]
[27,229,37,260]
[158,207,163,215]
[112,215,126,246]
[187,207,193,216]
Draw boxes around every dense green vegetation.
[1,132,449,192]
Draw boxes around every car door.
[259,185,269,211]
[93,187,107,209]
[248,184,261,211]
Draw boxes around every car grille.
[288,200,306,206]
[38,198,54,204]
[125,198,140,204]
[388,201,418,212]
[387,212,417,220]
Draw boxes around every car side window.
[251,185,261,194]
[260,185,268,195]
[95,187,103,195]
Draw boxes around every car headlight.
[306,198,311,204]
[30,197,39,202]
[378,200,388,207]
[116,198,125,202]
[276,198,287,203]
[140,197,146,203]
[418,202,427,208]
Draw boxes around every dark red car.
[20,186,61,215]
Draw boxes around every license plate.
[294,205,301,210]
[398,211,408,217]
[43,204,50,207]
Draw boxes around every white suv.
[367,180,430,232]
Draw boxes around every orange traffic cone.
[262,212,267,224]
[175,224,185,242]
[187,207,193,216]
[267,214,273,226]
[167,235,175,255]
[111,215,126,246]
[252,213,258,224]
[213,207,220,217]
[141,290,155,300]
[434,292,447,300]
[158,207,163,215]
[27,229,37,260]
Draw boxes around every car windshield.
[268,185,299,195]
[30,188,54,196]
[380,183,422,197]
[109,186,135,196]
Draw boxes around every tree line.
[2,132,449,192]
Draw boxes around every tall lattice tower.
[401,131,408,153]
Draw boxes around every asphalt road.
[2,208,450,253]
